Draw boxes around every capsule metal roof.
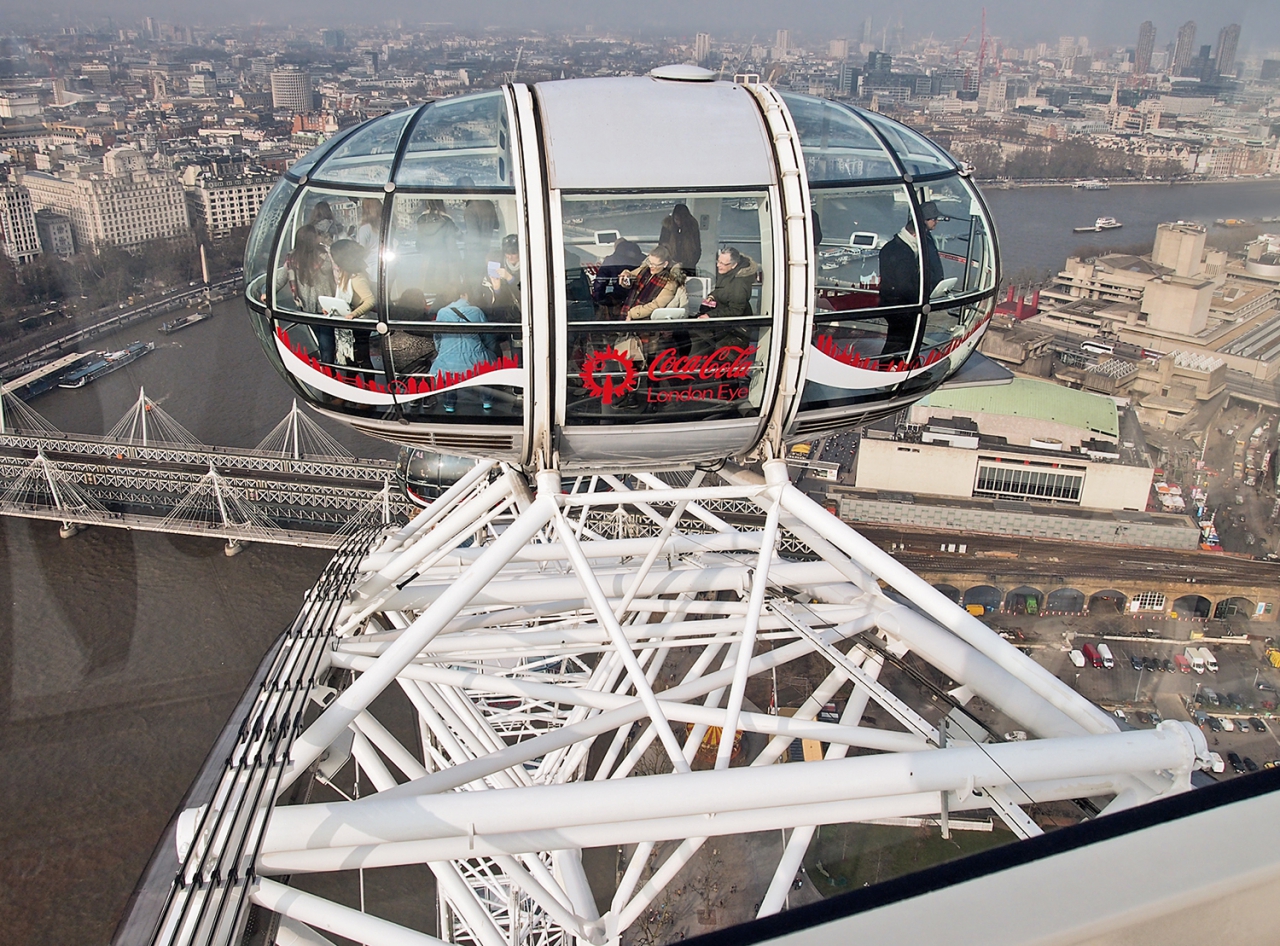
[535,76,776,191]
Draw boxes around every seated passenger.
[388,288,437,372]
[659,203,702,271]
[697,247,758,318]
[618,245,686,321]
[431,281,495,412]
[591,238,644,318]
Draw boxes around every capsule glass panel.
[244,178,297,306]
[308,110,415,187]
[559,192,773,429]
[395,91,513,189]
[861,111,959,178]
[382,192,524,423]
[780,93,900,183]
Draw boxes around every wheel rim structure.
[133,459,1212,946]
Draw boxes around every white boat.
[1072,216,1123,233]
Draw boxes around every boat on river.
[1073,216,1123,233]
[58,341,154,388]
[159,310,212,335]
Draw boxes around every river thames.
[5,178,1280,945]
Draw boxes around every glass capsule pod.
[244,71,999,468]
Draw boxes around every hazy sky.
[6,1,1280,52]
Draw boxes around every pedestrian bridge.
[0,390,405,550]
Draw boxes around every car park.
[1228,752,1245,774]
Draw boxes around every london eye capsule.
[244,68,999,468]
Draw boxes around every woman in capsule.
[326,239,378,367]
[618,245,686,321]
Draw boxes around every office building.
[1134,21,1156,75]
[1216,23,1240,77]
[0,182,42,265]
[270,66,312,112]
[23,147,190,251]
[1172,21,1197,76]
[321,29,345,50]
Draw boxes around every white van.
[1208,751,1226,774]
[1197,646,1218,673]
[1184,646,1205,674]
[1097,643,1115,669]
[1069,649,1086,668]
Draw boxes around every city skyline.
[2,2,1279,50]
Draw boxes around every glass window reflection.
[780,93,900,183]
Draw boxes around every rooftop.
[918,377,1120,439]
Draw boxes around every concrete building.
[187,73,217,96]
[694,33,711,65]
[852,378,1154,512]
[1216,23,1240,77]
[1172,21,1197,76]
[34,209,74,258]
[270,66,312,112]
[23,148,190,251]
[1134,21,1156,76]
[184,169,276,236]
[0,92,41,119]
[0,182,42,265]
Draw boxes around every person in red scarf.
[618,245,686,321]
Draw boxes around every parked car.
[1250,717,1268,733]
[1162,658,1173,673]
[1228,752,1245,774]
[1244,757,1259,773]
[1221,717,1236,732]
[1129,654,1143,671]
[1208,716,1223,732]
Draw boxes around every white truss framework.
[159,459,1212,946]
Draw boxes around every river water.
[6,179,1280,946]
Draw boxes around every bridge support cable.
[107,387,205,448]
[157,461,283,544]
[117,462,1215,946]
[0,389,60,436]
[255,399,354,461]
[0,449,111,533]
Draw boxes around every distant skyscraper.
[1173,21,1197,76]
[1216,23,1240,77]
[321,29,346,50]
[694,32,711,65]
[1135,21,1156,75]
[861,16,873,45]
[270,66,311,112]
[828,39,848,60]
[0,182,42,265]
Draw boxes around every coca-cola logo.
[647,346,757,382]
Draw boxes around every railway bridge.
[0,390,407,551]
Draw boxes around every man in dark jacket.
[698,247,759,318]
[877,200,944,359]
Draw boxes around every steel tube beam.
[250,878,445,946]
[262,724,1204,853]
